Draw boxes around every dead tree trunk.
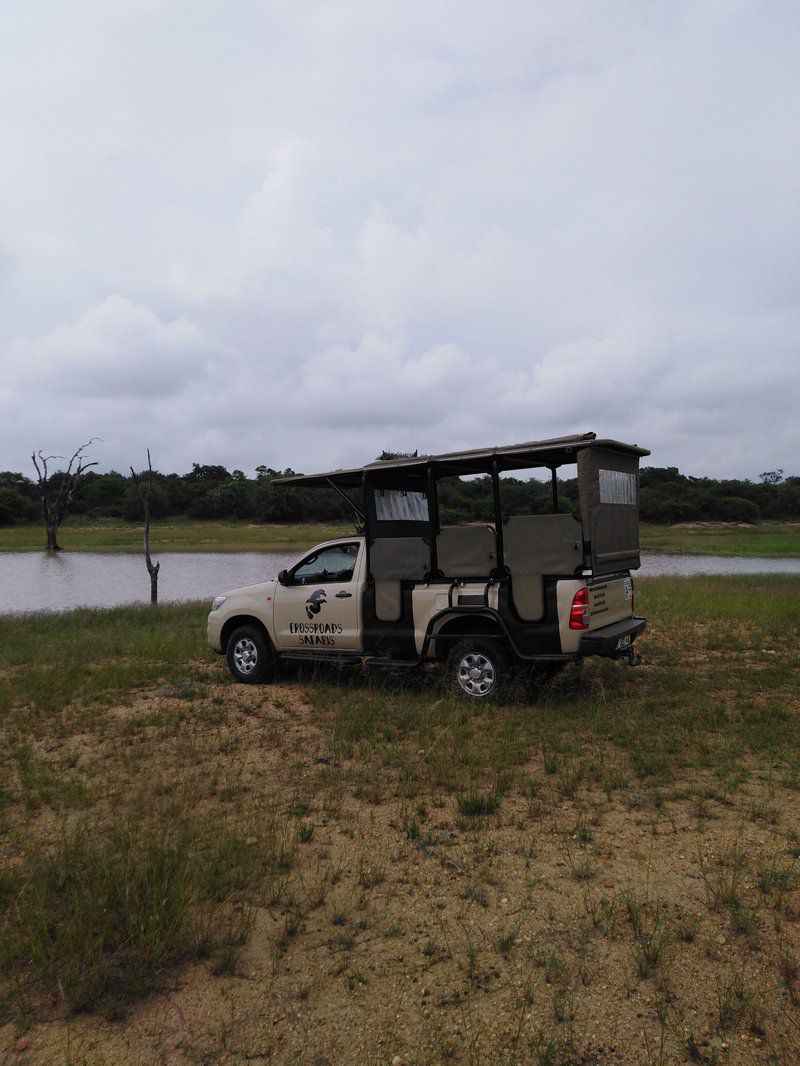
[130,450,160,605]
[31,441,98,551]
[45,519,60,552]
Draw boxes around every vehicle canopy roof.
[273,432,649,489]
[276,432,650,577]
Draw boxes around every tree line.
[0,459,797,527]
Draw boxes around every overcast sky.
[1,1,798,481]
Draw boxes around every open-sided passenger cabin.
[275,433,649,657]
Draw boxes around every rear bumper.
[578,616,646,657]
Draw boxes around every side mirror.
[277,568,289,585]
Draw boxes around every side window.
[292,543,359,584]
[374,489,429,522]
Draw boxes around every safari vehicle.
[207,432,649,699]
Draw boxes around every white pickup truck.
[208,433,648,700]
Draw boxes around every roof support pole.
[361,472,371,579]
[491,459,504,572]
[325,478,365,528]
[427,464,439,577]
[550,467,559,513]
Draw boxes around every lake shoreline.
[1,518,799,557]
[2,549,800,616]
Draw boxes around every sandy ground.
[2,674,800,1066]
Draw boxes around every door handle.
[335,591,353,598]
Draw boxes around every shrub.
[0,487,33,525]
[457,791,501,816]
[716,496,760,523]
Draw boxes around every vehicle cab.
[207,536,366,670]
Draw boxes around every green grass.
[308,574,800,795]
[0,517,350,553]
[1,576,799,1036]
[0,601,292,1022]
[0,602,209,725]
[1,813,260,1018]
[2,517,798,555]
[457,791,502,816]
[641,521,800,557]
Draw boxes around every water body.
[638,554,800,577]
[1,550,799,615]
[0,551,298,614]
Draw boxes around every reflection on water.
[1,550,799,615]
[0,551,300,614]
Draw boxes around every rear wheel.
[446,639,510,701]
[226,625,273,684]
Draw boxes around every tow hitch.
[625,648,641,667]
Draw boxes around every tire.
[226,624,273,684]
[446,638,510,702]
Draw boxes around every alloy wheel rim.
[456,652,495,696]
[234,637,258,674]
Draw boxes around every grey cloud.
[4,296,226,401]
[0,2,798,479]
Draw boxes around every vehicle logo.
[305,589,327,619]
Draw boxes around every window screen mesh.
[598,469,638,505]
[374,489,429,522]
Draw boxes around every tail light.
[569,586,590,630]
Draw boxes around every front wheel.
[226,625,273,684]
[446,639,510,701]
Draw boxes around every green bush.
[716,496,760,523]
[0,487,34,525]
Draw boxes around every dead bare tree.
[130,449,161,605]
[31,440,99,551]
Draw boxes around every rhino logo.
[305,588,327,619]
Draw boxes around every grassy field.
[2,518,799,556]
[1,577,799,1063]
[0,518,350,553]
[640,521,800,558]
